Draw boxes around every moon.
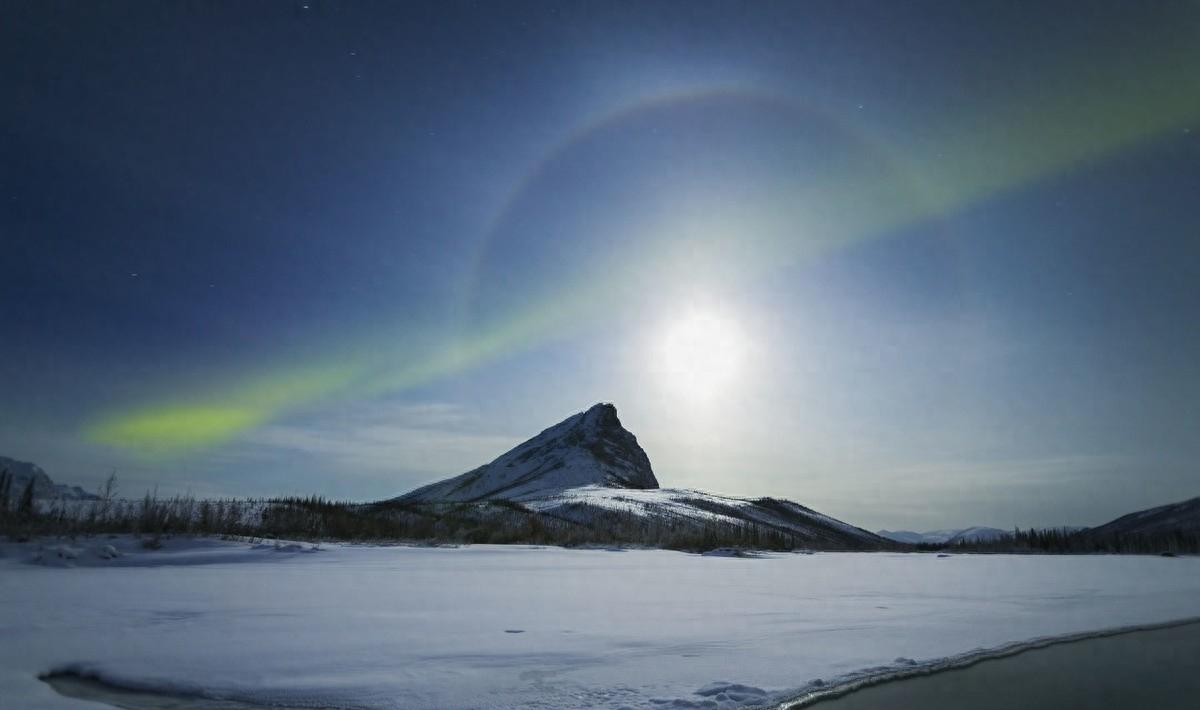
[654,310,746,402]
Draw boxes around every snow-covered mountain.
[400,403,658,502]
[877,529,954,545]
[877,526,1008,545]
[0,455,99,501]
[396,403,888,549]
[946,526,1009,543]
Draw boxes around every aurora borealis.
[3,1,1199,529]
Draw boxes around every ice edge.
[769,615,1200,709]
[36,616,1200,710]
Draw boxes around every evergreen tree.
[17,477,36,517]
[0,469,10,514]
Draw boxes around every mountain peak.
[399,403,658,502]
[0,455,100,501]
[556,402,625,440]
[581,401,618,423]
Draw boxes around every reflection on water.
[800,621,1200,709]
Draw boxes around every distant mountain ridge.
[1087,496,1200,537]
[396,403,889,550]
[878,496,1200,554]
[0,456,99,501]
[877,527,1008,545]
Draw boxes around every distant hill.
[1086,496,1200,537]
[947,526,1009,543]
[394,403,890,550]
[0,456,99,501]
[892,498,1200,554]
[877,526,1008,545]
[877,529,946,545]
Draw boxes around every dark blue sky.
[2,1,1198,529]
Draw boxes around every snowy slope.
[3,538,1200,710]
[399,403,658,502]
[527,485,886,548]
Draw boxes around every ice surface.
[2,537,1199,709]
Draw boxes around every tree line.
[0,472,847,552]
[3,470,1195,554]
[915,526,1200,555]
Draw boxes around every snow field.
[2,537,1198,709]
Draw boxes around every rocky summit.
[399,403,658,503]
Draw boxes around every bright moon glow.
[655,311,745,401]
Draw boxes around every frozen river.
[799,620,1200,709]
[3,537,1198,709]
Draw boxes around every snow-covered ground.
[523,485,880,542]
[2,537,1198,709]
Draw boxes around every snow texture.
[3,536,1199,709]
[524,485,883,547]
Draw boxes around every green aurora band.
[86,37,1200,458]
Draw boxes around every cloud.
[878,453,1136,489]
[229,399,518,481]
